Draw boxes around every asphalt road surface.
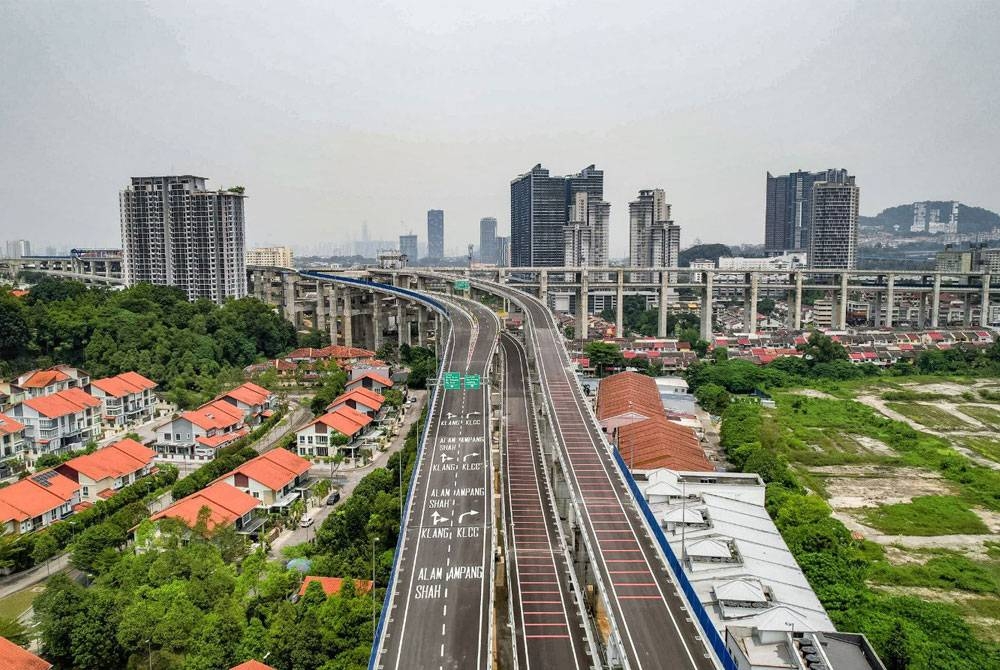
[375,296,499,670]
[500,333,592,670]
[488,281,717,670]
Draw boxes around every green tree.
[31,531,59,568]
[757,297,776,316]
[694,383,730,415]
[34,573,86,665]
[0,294,30,359]
[584,341,623,377]
[884,621,912,670]
[799,331,848,364]
[0,616,29,646]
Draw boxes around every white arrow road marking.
[463,452,480,462]
[439,453,454,463]
[458,510,479,523]
[431,511,451,525]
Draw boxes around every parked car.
[326,490,341,505]
[299,516,315,527]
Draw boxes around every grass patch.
[957,437,1000,463]
[886,402,975,431]
[860,495,990,536]
[0,583,46,620]
[958,405,1000,431]
[882,390,953,402]
[869,551,1000,594]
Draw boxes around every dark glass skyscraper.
[479,217,497,264]
[426,209,444,259]
[764,169,851,253]
[510,164,604,267]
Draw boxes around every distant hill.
[860,202,1000,235]
[678,244,732,267]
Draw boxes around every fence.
[611,448,738,670]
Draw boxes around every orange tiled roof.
[310,406,372,438]
[222,448,310,492]
[328,387,385,412]
[195,427,249,449]
[596,371,665,421]
[151,481,258,530]
[350,371,393,387]
[230,661,276,670]
[618,415,711,471]
[0,413,25,437]
[22,387,100,419]
[182,399,245,431]
[0,635,52,670]
[224,382,272,407]
[90,372,156,398]
[298,575,373,597]
[0,469,78,521]
[19,369,70,389]
[60,438,155,482]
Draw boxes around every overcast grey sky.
[1,1,998,257]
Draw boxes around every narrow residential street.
[268,390,427,558]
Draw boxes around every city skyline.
[3,2,998,258]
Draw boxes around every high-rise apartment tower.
[399,234,419,263]
[120,176,246,303]
[479,217,498,264]
[809,176,860,269]
[510,164,607,267]
[764,168,851,253]
[629,189,680,282]
[426,210,444,260]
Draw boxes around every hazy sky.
[2,1,998,257]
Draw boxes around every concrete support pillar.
[371,291,382,351]
[886,274,895,328]
[434,313,441,357]
[658,270,670,338]
[874,288,883,328]
[328,284,339,344]
[918,292,928,329]
[539,270,548,306]
[282,274,296,327]
[931,274,942,328]
[982,274,992,328]
[343,288,353,348]
[315,284,328,333]
[745,273,759,334]
[794,272,803,331]
[615,270,624,338]
[700,272,714,341]
[417,306,427,347]
[397,301,406,347]
[577,270,589,341]
[838,273,849,329]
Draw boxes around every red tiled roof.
[350,371,393,388]
[183,399,245,431]
[22,387,100,419]
[0,413,25,437]
[328,387,385,412]
[90,372,156,398]
[97,488,115,500]
[0,635,52,670]
[222,449,310,492]
[618,415,711,471]
[231,661,276,670]
[19,369,70,389]
[298,575,373,597]
[309,406,373,438]
[596,372,666,422]
[224,382,272,407]
[9,289,29,298]
[196,427,249,449]
[151,482,258,530]
[59,438,155,482]
[0,469,78,521]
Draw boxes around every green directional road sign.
[454,279,470,291]
[443,372,462,390]
[464,374,481,390]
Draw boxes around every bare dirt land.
[813,465,954,509]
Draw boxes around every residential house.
[150,481,264,536]
[57,438,157,503]
[215,448,311,510]
[16,365,89,399]
[220,382,277,426]
[327,387,384,418]
[0,469,80,535]
[345,371,393,394]
[230,662,276,670]
[88,371,157,428]
[0,635,53,670]
[0,413,27,470]
[298,575,373,597]
[12,388,101,464]
[295,406,372,458]
[155,399,247,461]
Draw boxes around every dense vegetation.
[598,295,702,339]
[399,343,437,388]
[677,243,733,267]
[719,401,1000,669]
[1,279,297,408]
[860,202,1000,235]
